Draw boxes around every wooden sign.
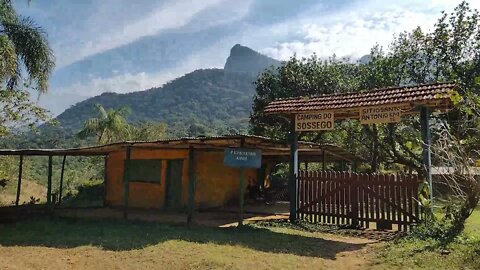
[224,148,262,168]
[360,105,403,124]
[295,112,334,131]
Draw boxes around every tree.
[250,55,362,140]
[77,104,130,144]
[250,1,480,235]
[430,127,480,241]
[129,122,168,141]
[0,0,55,136]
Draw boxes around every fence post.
[350,172,359,226]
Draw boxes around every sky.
[14,0,480,116]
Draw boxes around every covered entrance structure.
[264,82,457,229]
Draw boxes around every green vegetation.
[252,1,480,240]
[60,178,104,207]
[0,1,479,268]
[56,69,257,137]
[0,0,64,206]
[370,207,480,269]
[252,1,480,175]
[55,44,279,137]
[78,104,131,144]
[77,104,169,143]
[0,155,104,206]
[0,0,55,136]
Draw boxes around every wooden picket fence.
[297,171,422,231]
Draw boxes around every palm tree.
[0,0,55,93]
[78,104,131,144]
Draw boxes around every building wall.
[194,150,257,209]
[105,148,258,210]
[105,148,189,209]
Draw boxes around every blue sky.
[14,0,479,115]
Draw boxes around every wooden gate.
[297,171,422,231]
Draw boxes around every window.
[125,159,162,183]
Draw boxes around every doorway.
[165,159,184,210]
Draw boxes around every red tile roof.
[264,82,456,117]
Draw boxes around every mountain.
[358,54,371,64]
[54,45,280,136]
[224,44,281,75]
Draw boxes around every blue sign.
[224,148,262,168]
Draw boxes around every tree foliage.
[251,1,480,175]
[250,1,480,236]
[77,104,169,144]
[77,104,131,144]
[0,0,55,136]
[57,69,254,137]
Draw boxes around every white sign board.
[295,112,334,131]
[360,105,403,125]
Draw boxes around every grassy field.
[370,207,480,269]
[0,208,478,269]
[0,217,375,270]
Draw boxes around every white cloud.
[56,0,226,67]
[41,41,232,116]
[259,0,479,60]
[38,0,480,116]
[39,71,185,116]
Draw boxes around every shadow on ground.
[0,217,367,259]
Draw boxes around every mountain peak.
[224,44,280,75]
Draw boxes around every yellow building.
[0,135,362,214]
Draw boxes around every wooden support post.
[103,155,108,207]
[187,147,195,225]
[305,162,309,172]
[289,120,299,222]
[58,155,66,205]
[123,146,132,219]
[322,150,326,170]
[239,168,245,226]
[350,173,359,226]
[257,163,266,189]
[15,155,23,206]
[238,138,246,226]
[420,107,433,202]
[47,155,53,205]
[341,160,346,171]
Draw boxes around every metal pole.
[420,107,433,202]
[15,155,23,206]
[289,119,299,222]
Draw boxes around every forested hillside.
[55,44,280,137]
